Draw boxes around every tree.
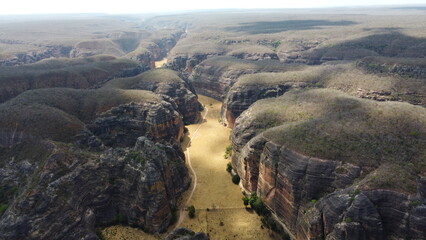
[188,205,195,218]
[226,162,233,172]
[232,174,240,184]
[242,196,249,207]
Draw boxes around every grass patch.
[224,145,233,159]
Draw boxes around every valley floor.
[178,95,276,240]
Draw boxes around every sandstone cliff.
[184,56,294,100]
[103,68,203,124]
[0,45,72,67]
[0,87,192,239]
[231,89,426,239]
[0,137,189,239]
[126,32,184,68]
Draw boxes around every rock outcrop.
[165,227,210,240]
[222,81,307,128]
[102,68,203,124]
[231,89,426,239]
[88,100,184,147]
[0,137,190,239]
[134,80,203,124]
[0,87,194,239]
[185,56,288,100]
[233,134,426,239]
[127,33,184,68]
[0,45,72,67]
[356,57,426,79]
[166,54,212,74]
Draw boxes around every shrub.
[188,205,196,218]
[252,198,266,214]
[344,217,353,223]
[224,145,233,159]
[0,203,8,215]
[232,175,240,184]
[125,151,145,165]
[242,196,249,207]
[226,162,233,172]
[410,200,423,207]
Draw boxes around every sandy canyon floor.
[101,95,277,239]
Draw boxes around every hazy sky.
[1,0,426,14]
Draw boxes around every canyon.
[0,8,426,240]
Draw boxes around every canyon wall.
[0,87,195,239]
[230,90,426,239]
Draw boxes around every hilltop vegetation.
[231,61,426,106]
[0,88,162,143]
[0,55,141,103]
[104,68,184,89]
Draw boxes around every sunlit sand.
[155,58,167,68]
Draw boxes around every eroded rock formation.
[0,87,195,239]
[230,91,426,239]
[0,137,189,239]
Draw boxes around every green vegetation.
[125,151,146,165]
[242,193,267,214]
[0,56,139,103]
[195,56,297,73]
[344,217,353,223]
[410,200,423,207]
[0,203,8,215]
[188,205,196,218]
[232,175,240,184]
[226,162,233,173]
[103,68,184,90]
[230,61,425,106]
[242,196,249,207]
[224,145,233,159]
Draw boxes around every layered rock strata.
[222,82,307,128]
[0,87,193,239]
[231,90,426,239]
[0,137,189,239]
[102,69,203,124]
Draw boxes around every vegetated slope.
[103,68,203,123]
[231,89,426,239]
[222,60,426,127]
[0,86,191,239]
[0,55,142,103]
